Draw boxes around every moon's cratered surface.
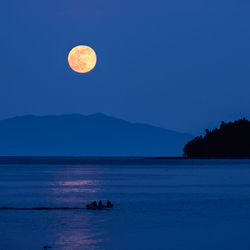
[68,45,97,73]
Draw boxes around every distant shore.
[0,156,250,165]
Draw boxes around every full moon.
[68,45,97,73]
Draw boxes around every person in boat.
[106,200,112,208]
[87,201,97,209]
[98,200,103,209]
[91,201,97,207]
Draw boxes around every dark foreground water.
[0,158,250,250]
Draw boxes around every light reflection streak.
[54,212,105,250]
[50,179,101,194]
[59,180,95,186]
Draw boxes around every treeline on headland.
[184,118,250,157]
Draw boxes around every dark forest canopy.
[184,118,250,157]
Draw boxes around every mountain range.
[0,113,192,156]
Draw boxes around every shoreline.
[0,156,250,165]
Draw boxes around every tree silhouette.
[184,118,250,157]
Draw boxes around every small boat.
[86,204,114,210]
[43,246,52,249]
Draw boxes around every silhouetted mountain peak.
[0,113,192,156]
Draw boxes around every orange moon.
[68,45,97,73]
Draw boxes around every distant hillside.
[184,118,250,157]
[0,113,191,156]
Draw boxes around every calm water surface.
[0,159,249,250]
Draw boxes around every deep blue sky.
[0,0,249,134]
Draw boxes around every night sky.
[1,0,249,133]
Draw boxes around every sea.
[0,158,249,250]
